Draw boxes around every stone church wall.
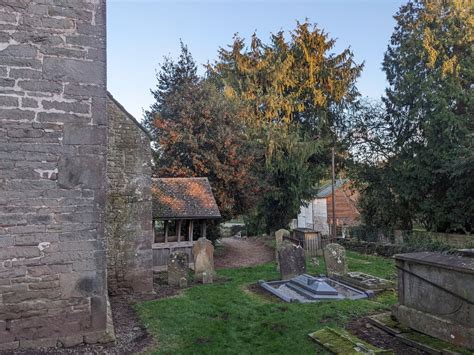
[105,93,154,295]
[0,0,110,350]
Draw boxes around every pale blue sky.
[107,0,405,120]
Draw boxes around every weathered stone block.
[0,96,19,107]
[43,57,105,84]
[0,78,15,87]
[63,123,105,145]
[59,334,84,348]
[0,44,37,58]
[17,79,63,93]
[58,155,104,189]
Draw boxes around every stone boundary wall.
[408,230,474,248]
[105,93,154,295]
[0,0,109,350]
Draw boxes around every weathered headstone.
[278,240,306,280]
[168,252,189,287]
[275,229,290,270]
[323,243,347,277]
[275,229,290,249]
[193,237,215,283]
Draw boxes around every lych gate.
[151,177,221,271]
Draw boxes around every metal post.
[331,147,336,241]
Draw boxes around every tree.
[209,21,362,232]
[146,44,259,221]
[351,0,473,232]
[144,41,199,139]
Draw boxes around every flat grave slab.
[308,327,392,354]
[333,272,395,292]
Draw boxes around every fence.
[152,241,194,272]
[284,229,331,257]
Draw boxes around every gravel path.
[215,237,274,269]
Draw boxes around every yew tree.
[208,22,363,231]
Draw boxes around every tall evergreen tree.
[146,44,259,221]
[209,21,362,232]
[352,0,473,232]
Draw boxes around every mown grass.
[136,252,396,354]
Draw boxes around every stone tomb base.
[392,305,474,351]
[259,274,373,303]
[393,252,474,350]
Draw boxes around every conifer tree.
[352,0,473,232]
[145,44,258,221]
[209,21,362,232]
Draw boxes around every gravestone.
[275,229,290,270]
[193,237,215,283]
[168,252,189,287]
[323,243,347,277]
[278,240,306,280]
[275,229,290,250]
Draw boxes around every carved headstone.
[193,237,215,283]
[323,243,347,277]
[167,252,189,287]
[278,240,306,280]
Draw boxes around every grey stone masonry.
[0,0,109,350]
[393,252,474,349]
[105,93,154,295]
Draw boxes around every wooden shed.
[297,179,360,236]
[151,177,221,271]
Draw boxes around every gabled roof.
[316,179,348,198]
[152,177,221,219]
[106,91,153,140]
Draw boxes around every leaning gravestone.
[278,240,306,280]
[193,237,215,283]
[323,243,347,277]
[168,252,189,287]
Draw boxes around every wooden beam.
[177,220,182,242]
[189,220,194,241]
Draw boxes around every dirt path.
[215,237,274,269]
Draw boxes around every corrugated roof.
[316,179,348,198]
[152,177,221,219]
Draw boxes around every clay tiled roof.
[152,177,221,219]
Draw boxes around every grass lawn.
[136,252,397,354]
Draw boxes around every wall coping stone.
[394,252,474,274]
